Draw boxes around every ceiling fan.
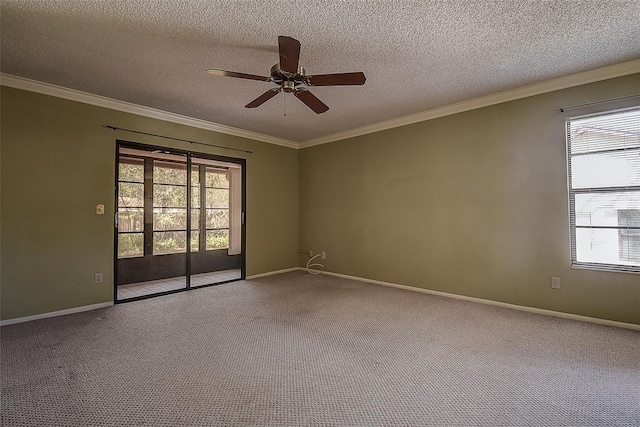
[206,36,366,114]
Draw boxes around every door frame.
[113,140,247,303]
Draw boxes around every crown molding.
[299,58,640,148]
[3,58,639,150]
[0,74,298,149]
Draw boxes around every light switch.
[96,204,105,215]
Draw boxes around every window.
[205,168,230,250]
[117,157,144,258]
[566,107,640,272]
[153,161,188,255]
[191,166,200,252]
[117,150,240,259]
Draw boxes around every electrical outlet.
[550,276,560,289]
[309,250,313,257]
[94,273,103,284]
[321,251,326,260]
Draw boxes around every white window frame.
[566,106,640,273]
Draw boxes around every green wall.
[1,87,299,321]
[299,73,640,325]
[3,73,639,325]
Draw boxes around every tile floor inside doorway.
[116,269,241,300]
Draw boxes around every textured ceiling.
[2,0,639,143]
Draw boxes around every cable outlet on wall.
[309,250,313,257]
[550,276,560,289]
[94,273,103,284]
[321,251,326,260]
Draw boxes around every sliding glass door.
[115,141,245,302]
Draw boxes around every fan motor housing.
[270,64,306,89]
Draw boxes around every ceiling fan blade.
[245,89,280,108]
[278,36,301,74]
[294,89,329,114]
[206,68,271,82]
[306,72,366,86]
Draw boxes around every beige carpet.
[2,271,639,426]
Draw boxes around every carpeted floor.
[2,271,639,426]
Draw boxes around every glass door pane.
[189,158,242,287]
[116,147,188,300]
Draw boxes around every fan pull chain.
[284,93,287,117]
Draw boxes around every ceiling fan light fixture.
[282,81,295,93]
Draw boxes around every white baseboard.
[4,271,636,331]
[1,268,304,325]
[1,302,114,326]
[246,267,302,280]
[320,271,640,331]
